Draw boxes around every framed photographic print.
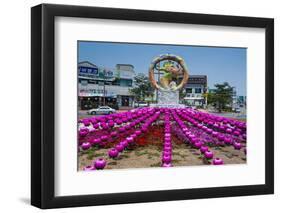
[31,4,274,209]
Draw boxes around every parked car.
[234,107,241,113]
[87,106,116,115]
[134,101,149,108]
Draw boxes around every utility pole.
[103,69,106,106]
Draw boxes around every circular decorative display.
[149,54,189,91]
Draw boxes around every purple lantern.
[93,158,107,170]
[233,142,242,150]
[108,148,119,158]
[81,142,91,150]
[212,158,224,165]
[204,150,214,159]
[200,146,208,154]
[162,162,172,167]
[126,136,134,144]
[115,144,124,152]
[162,154,171,164]
[194,141,203,149]
[83,165,95,171]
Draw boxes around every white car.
[234,107,241,113]
[87,106,116,115]
[135,102,149,108]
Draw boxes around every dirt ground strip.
[78,142,246,171]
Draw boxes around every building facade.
[238,95,247,106]
[183,75,208,107]
[231,86,238,110]
[78,61,135,110]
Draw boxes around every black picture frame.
[31,3,274,209]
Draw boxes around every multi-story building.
[231,86,238,110]
[238,95,247,106]
[183,75,208,107]
[78,61,135,109]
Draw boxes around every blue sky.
[78,41,246,96]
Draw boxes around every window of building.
[120,79,133,87]
[98,81,105,86]
[186,88,192,93]
[112,79,120,86]
[87,80,96,84]
[81,80,88,86]
[195,88,202,93]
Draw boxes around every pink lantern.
[200,146,208,154]
[115,144,124,152]
[226,128,233,134]
[120,140,128,147]
[81,142,91,150]
[93,158,107,170]
[93,123,100,129]
[212,158,224,165]
[194,141,203,149]
[108,148,119,158]
[204,150,214,159]
[101,135,108,141]
[126,136,134,144]
[162,162,172,167]
[83,165,95,171]
[162,154,171,164]
[110,131,118,137]
[233,142,242,150]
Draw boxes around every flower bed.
[78,107,247,171]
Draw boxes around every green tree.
[207,82,233,112]
[129,74,154,101]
